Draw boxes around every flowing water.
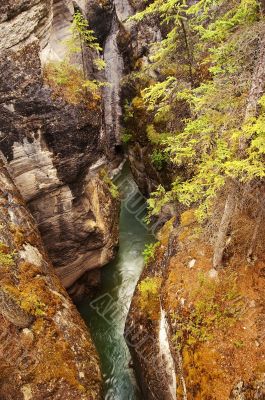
[80,2,153,397]
[79,164,153,399]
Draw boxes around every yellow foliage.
[138,276,162,320]
[132,96,145,109]
[43,61,101,109]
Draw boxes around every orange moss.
[180,209,197,227]
[177,345,223,399]
[31,319,85,392]
[9,224,25,247]
[158,217,175,245]
[162,215,265,399]
[19,261,42,282]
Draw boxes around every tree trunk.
[247,210,262,260]
[213,191,237,269]
[180,19,194,88]
[244,35,265,119]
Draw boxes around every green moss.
[32,319,86,392]
[0,243,15,267]
[150,149,168,170]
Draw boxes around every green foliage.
[93,58,106,71]
[147,186,172,221]
[143,77,177,114]
[123,100,134,122]
[130,0,265,222]
[121,130,133,144]
[142,242,160,264]
[69,10,102,52]
[100,169,119,199]
[44,11,104,105]
[150,149,168,170]
[146,125,162,145]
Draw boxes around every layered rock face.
[0,161,102,399]
[0,0,119,294]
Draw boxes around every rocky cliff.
[124,2,265,398]
[126,208,265,399]
[0,0,120,296]
[0,160,102,399]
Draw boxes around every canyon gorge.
[0,0,265,399]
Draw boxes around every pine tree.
[127,0,265,266]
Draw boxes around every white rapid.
[159,308,177,400]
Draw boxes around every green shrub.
[44,61,102,107]
[44,11,104,107]
[142,242,160,264]
[121,131,133,144]
[150,149,168,170]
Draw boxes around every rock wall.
[0,160,102,399]
[125,223,178,400]
[127,207,265,399]
[0,0,120,294]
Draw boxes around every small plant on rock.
[0,242,15,268]
[138,276,162,320]
[150,149,168,171]
[121,130,133,144]
[142,242,160,264]
[100,169,119,199]
[44,11,105,107]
